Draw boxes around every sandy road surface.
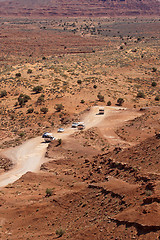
[0,106,141,188]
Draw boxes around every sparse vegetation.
[15,73,21,77]
[37,94,45,105]
[55,104,64,112]
[155,96,160,101]
[152,67,157,72]
[40,107,48,114]
[27,108,34,114]
[45,188,53,197]
[117,98,124,106]
[137,91,145,98]
[0,90,7,98]
[77,80,82,84]
[107,101,111,106]
[18,94,31,107]
[56,228,65,237]
[27,69,32,74]
[97,93,104,102]
[151,81,157,87]
[33,86,43,94]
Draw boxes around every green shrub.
[77,80,82,84]
[55,104,64,112]
[45,188,53,197]
[15,73,21,77]
[117,98,124,106]
[40,107,48,114]
[137,91,145,98]
[93,85,97,89]
[0,90,7,98]
[97,93,104,102]
[155,96,160,101]
[58,139,62,145]
[18,94,31,107]
[151,81,157,87]
[107,101,111,106]
[152,67,157,72]
[56,228,65,237]
[19,132,25,138]
[80,99,85,104]
[37,94,45,105]
[27,69,32,74]
[33,86,43,94]
[145,190,153,196]
[27,108,34,114]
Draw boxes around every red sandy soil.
[0,0,160,17]
[0,106,160,239]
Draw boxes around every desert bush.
[40,107,48,114]
[77,80,82,84]
[145,190,153,196]
[56,228,65,237]
[58,139,62,145]
[93,85,97,89]
[151,81,157,87]
[19,132,25,138]
[117,98,124,106]
[152,67,157,72]
[155,96,160,101]
[137,91,145,98]
[27,108,34,114]
[15,73,21,77]
[107,101,111,106]
[18,94,31,107]
[33,86,43,94]
[80,99,85,104]
[27,69,32,74]
[37,94,45,105]
[55,104,64,112]
[45,188,53,197]
[97,93,104,102]
[0,90,7,98]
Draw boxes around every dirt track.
[0,106,141,188]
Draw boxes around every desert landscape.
[0,0,160,239]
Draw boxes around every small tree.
[152,67,157,72]
[155,96,159,101]
[117,98,124,106]
[40,107,48,114]
[15,73,21,77]
[27,69,32,74]
[37,94,45,105]
[27,108,34,114]
[55,104,64,112]
[56,228,65,238]
[97,93,104,102]
[107,101,111,106]
[137,91,145,98]
[152,81,157,87]
[0,90,7,98]
[33,86,43,94]
[45,188,53,197]
[77,80,82,84]
[18,94,31,107]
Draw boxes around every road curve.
[0,106,141,188]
